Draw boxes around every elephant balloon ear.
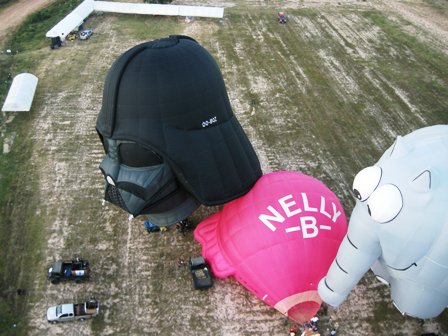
[389,136,410,158]
[411,170,431,193]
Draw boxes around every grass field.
[1,1,448,335]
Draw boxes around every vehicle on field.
[50,37,62,50]
[48,258,90,284]
[175,219,194,234]
[189,256,213,289]
[66,32,77,41]
[278,12,287,24]
[79,29,93,40]
[47,298,99,324]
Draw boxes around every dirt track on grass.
[375,0,448,55]
[0,0,58,45]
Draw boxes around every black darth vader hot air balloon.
[96,35,262,226]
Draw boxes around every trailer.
[48,258,90,284]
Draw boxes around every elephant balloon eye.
[367,184,403,223]
[352,166,382,201]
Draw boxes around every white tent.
[46,0,94,38]
[46,0,224,39]
[2,73,39,112]
[94,1,224,18]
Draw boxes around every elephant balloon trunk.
[318,204,381,307]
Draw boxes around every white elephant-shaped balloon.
[318,125,448,319]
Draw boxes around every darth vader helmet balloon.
[96,36,262,226]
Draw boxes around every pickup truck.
[189,256,213,290]
[47,298,99,323]
[48,258,90,284]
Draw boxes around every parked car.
[48,257,90,284]
[189,256,213,290]
[79,29,93,40]
[278,12,287,24]
[47,298,99,324]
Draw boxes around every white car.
[79,29,93,40]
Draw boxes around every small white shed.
[2,73,39,112]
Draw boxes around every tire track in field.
[373,0,448,56]
[210,15,283,173]
[25,17,140,335]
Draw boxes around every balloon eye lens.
[352,166,382,201]
[118,143,162,167]
[367,184,403,223]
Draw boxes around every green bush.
[0,0,15,7]
[6,0,82,51]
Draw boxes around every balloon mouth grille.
[105,184,129,212]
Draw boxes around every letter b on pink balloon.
[194,171,347,323]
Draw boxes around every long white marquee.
[46,0,224,39]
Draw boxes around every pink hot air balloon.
[194,171,347,323]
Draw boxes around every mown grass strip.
[0,1,82,334]
[361,10,448,123]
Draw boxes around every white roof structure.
[46,0,95,38]
[94,1,224,18]
[46,0,224,39]
[2,73,39,112]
